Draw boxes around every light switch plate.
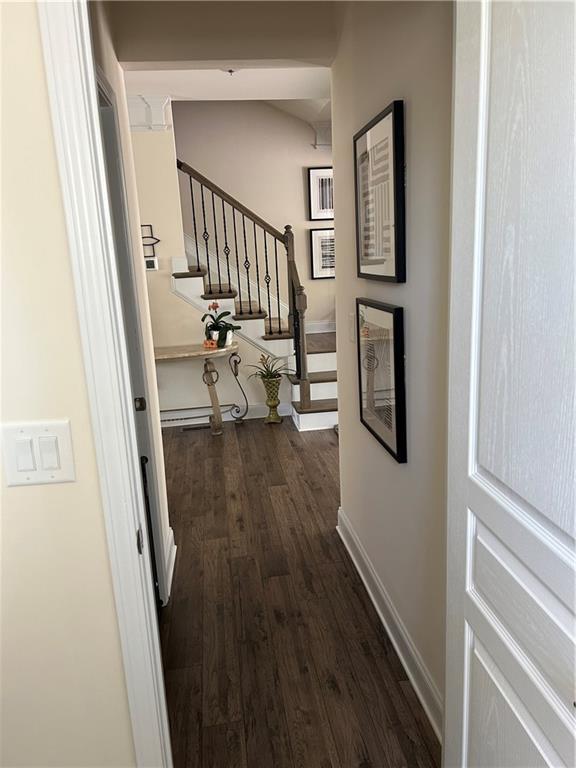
[2,420,75,486]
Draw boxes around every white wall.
[172,100,335,324]
[0,4,135,764]
[332,0,453,709]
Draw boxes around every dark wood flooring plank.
[269,484,326,602]
[163,517,205,670]
[321,560,436,768]
[264,575,341,768]
[204,457,228,540]
[241,471,289,580]
[299,596,406,768]
[202,722,247,768]
[230,556,294,768]
[165,666,202,768]
[202,538,241,727]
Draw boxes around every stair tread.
[233,308,267,320]
[173,269,207,279]
[288,371,337,385]
[306,332,336,354]
[262,331,293,340]
[292,398,338,414]
[201,289,238,300]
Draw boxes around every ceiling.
[124,66,331,103]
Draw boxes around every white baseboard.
[307,321,336,334]
[336,507,443,741]
[160,402,293,428]
[163,527,177,604]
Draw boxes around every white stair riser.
[307,351,337,373]
[292,381,338,400]
[292,409,338,431]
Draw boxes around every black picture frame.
[307,166,334,221]
[354,101,405,282]
[356,298,407,462]
[309,228,335,279]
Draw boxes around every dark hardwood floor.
[160,419,440,768]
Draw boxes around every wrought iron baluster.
[263,232,273,335]
[189,177,200,272]
[274,238,281,334]
[200,184,212,293]
[253,222,262,313]
[232,209,243,315]
[241,215,253,313]
[211,192,222,293]
[221,199,232,292]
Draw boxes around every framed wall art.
[354,100,405,282]
[307,166,334,220]
[310,228,335,279]
[356,298,407,462]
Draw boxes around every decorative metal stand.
[228,352,249,424]
[183,350,248,435]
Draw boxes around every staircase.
[173,159,338,430]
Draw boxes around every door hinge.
[134,396,147,412]
[136,527,144,555]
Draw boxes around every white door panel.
[444,2,575,766]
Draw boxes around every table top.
[154,342,239,362]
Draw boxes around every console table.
[154,342,248,435]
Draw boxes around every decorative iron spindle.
[232,209,243,315]
[221,199,232,292]
[253,222,262,313]
[241,215,253,313]
[211,192,222,293]
[200,184,212,292]
[189,178,200,272]
[263,232,273,335]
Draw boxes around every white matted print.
[356,298,406,462]
[310,228,335,279]
[308,167,334,220]
[354,101,405,282]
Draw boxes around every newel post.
[284,225,310,407]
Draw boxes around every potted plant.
[202,301,241,348]
[248,354,293,424]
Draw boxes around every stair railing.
[177,159,311,408]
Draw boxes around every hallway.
[160,421,440,768]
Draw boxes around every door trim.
[38,2,172,765]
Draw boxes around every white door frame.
[38,2,172,765]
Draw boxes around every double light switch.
[2,420,75,486]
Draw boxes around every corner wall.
[0,4,135,764]
[332,1,453,729]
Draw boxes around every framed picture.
[354,101,405,282]
[356,298,407,462]
[309,228,335,279]
[308,167,334,220]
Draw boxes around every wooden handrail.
[177,159,285,242]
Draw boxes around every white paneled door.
[444,2,575,767]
